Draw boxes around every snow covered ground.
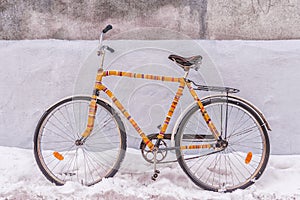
[0,146,299,200]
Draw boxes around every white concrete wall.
[0,40,299,154]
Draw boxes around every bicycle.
[34,25,271,192]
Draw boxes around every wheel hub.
[216,139,228,149]
[75,139,84,146]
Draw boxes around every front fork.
[76,76,102,145]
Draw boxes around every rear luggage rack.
[189,80,240,93]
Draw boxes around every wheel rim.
[36,98,123,186]
[177,100,269,191]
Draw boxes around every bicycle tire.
[175,97,270,192]
[34,96,127,186]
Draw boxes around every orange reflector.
[245,152,253,164]
[53,151,64,161]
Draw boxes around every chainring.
[140,134,168,163]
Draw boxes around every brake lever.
[97,45,115,56]
[106,46,115,53]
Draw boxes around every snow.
[0,146,300,200]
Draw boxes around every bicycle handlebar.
[102,25,113,33]
[98,25,114,55]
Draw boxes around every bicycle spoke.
[64,105,79,138]
[45,121,75,142]
[52,113,75,139]
[229,124,259,139]
[82,148,113,174]
[227,146,252,177]
[230,133,262,146]
[57,108,75,135]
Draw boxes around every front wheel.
[175,97,270,192]
[34,96,127,186]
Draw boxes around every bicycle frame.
[77,32,223,151]
[81,65,221,151]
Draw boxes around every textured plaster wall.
[1,0,300,40]
[207,0,300,40]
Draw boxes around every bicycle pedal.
[151,173,159,181]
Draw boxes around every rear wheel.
[34,96,127,186]
[175,97,270,192]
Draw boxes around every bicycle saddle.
[168,54,202,71]
[168,54,202,66]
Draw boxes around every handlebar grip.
[102,25,113,33]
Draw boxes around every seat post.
[183,69,190,79]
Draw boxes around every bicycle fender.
[47,95,116,109]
